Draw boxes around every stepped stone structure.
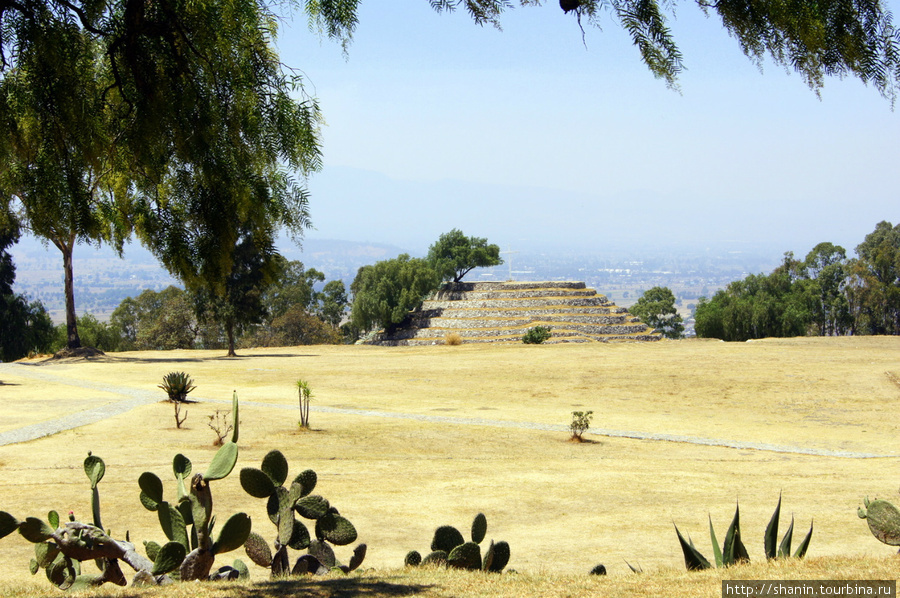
[371,281,661,345]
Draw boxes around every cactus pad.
[405,550,422,567]
[240,467,276,499]
[204,441,238,481]
[292,470,317,499]
[151,541,187,575]
[19,517,54,543]
[862,499,900,546]
[308,539,336,568]
[487,540,510,572]
[448,542,482,570]
[34,541,60,568]
[83,454,105,488]
[348,543,367,572]
[422,550,448,567]
[172,454,192,479]
[431,525,464,554]
[244,532,273,568]
[213,512,252,554]
[267,486,292,525]
[292,554,324,575]
[138,472,164,510]
[0,511,19,539]
[471,513,487,544]
[316,513,357,546]
[295,495,330,520]
[143,540,161,562]
[261,450,289,487]
[288,519,311,550]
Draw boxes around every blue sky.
[274,1,899,258]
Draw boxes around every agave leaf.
[764,493,782,560]
[708,515,723,568]
[674,524,712,571]
[793,521,813,559]
[778,516,794,559]
[722,503,749,566]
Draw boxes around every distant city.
[10,235,785,332]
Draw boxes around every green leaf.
[708,515,723,568]
[212,513,252,554]
[674,524,712,571]
[793,521,813,559]
[47,511,59,529]
[230,391,239,443]
[778,517,794,559]
[204,441,238,481]
[151,541,186,575]
[83,454,105,488]
[764,493,782,560]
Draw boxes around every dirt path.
[0,362,892,458]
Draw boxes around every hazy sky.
[275,1,899,258]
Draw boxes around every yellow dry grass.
[0,336,899,596]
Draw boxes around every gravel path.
[0,362,893,459]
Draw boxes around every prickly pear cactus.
[859,497,900,546]
[239,450,365,577]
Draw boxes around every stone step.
[433,288,599,301]
[444,281,587,292]
[413,314,634,328]
[424,296,614,310]
[380,332,662,346]
[387,322,652,340]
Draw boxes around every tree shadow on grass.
[232,577,434,598]
[91,353,321,365]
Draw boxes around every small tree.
[350,254,440,334]
[522,326,551,344]
[630,287,684,339]
[427,229,503,283]
[297,379,312,429]
[570,411,593,442]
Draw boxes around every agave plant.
[158,372,196,403]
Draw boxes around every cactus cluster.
[404,513,510,573]
[858,496,900,549]
[675,496,812,572]
[0,453,164,591]
[138,391,252,582]
[239,450,366,576]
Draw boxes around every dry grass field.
[0,336,898,596]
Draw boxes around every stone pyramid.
[371,281,661,345]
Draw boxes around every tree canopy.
[427,229,503,283]
[694,222,899,341]
[630,286,684,339]
[350,255,440,334]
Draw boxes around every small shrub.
[208,409,233,445]
[444,332,462,346]
[569,410,593,441]
[158,371,196,402]
[174,401,187,429]
[297,379,312,429]
[522,326,551,344]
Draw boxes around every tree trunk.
[56,236,81,349]
[226,320,236,357]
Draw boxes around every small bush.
[522,326,551,344]
[444,332,463,346]
[158,371,196,402]
[297,379,312,429]
[570,410,593,441]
